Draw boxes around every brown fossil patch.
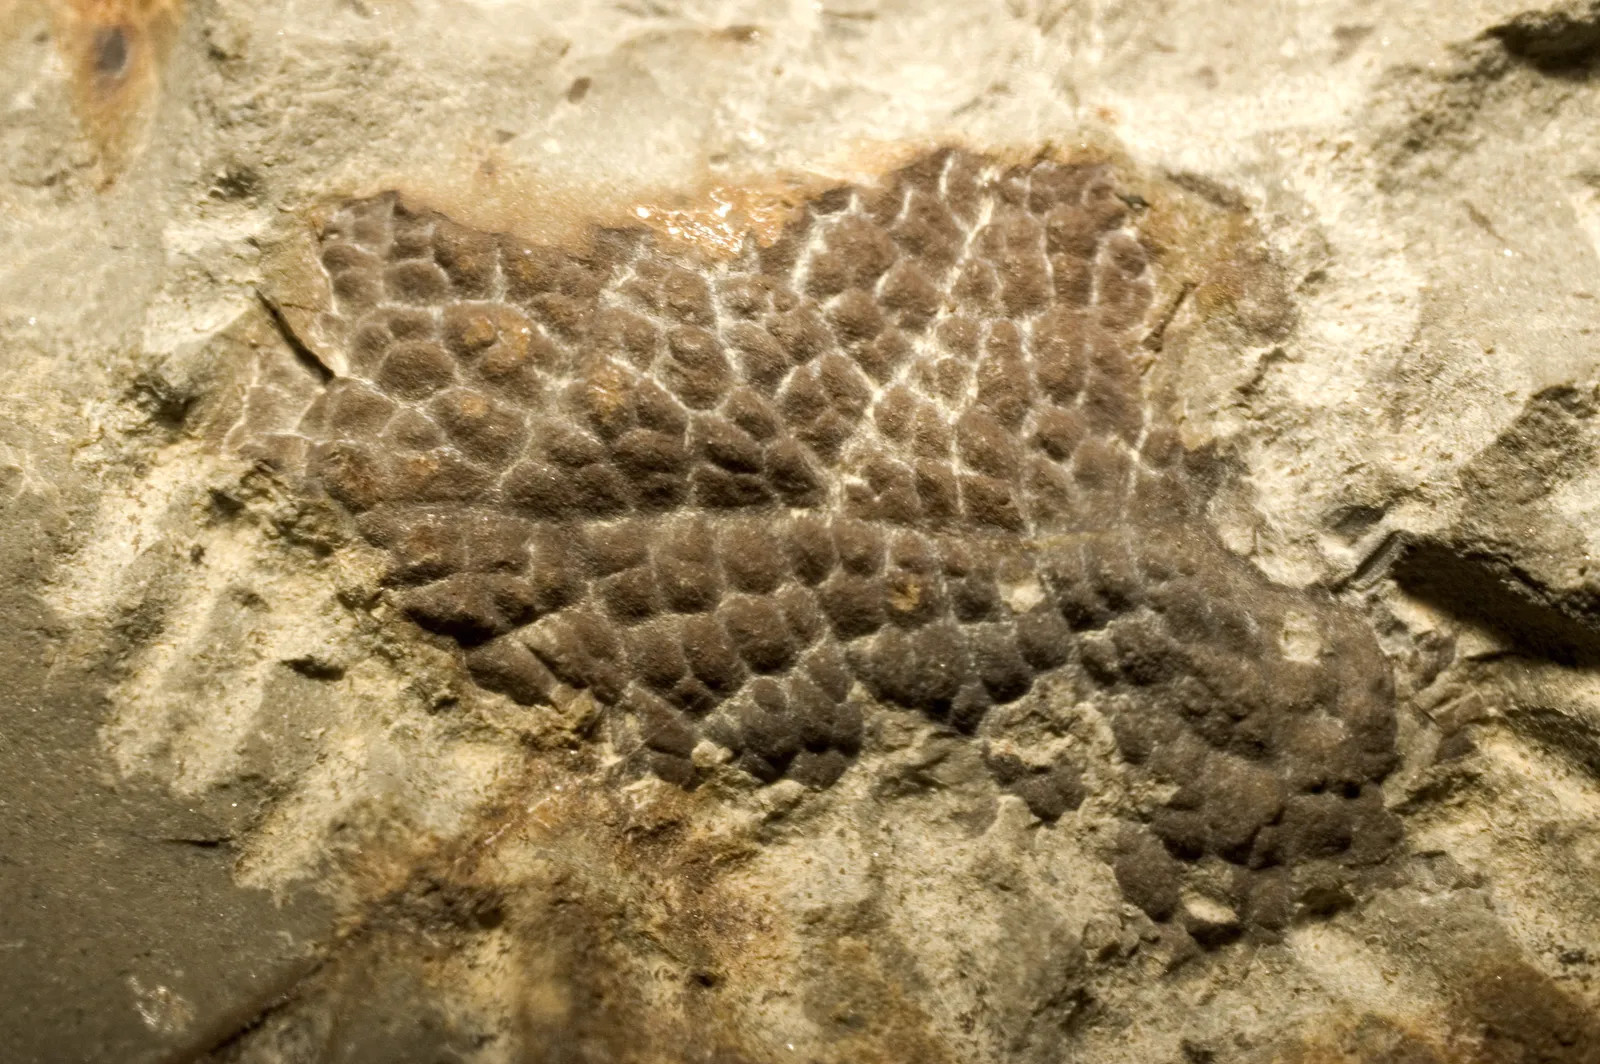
[233,147,1402,941]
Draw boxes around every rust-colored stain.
[50,0,182,177]
[627,183,810,259]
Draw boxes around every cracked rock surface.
[6,1,1600,1062]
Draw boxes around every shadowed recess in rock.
[229,148,1403,937]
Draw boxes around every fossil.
[230,148,1402,936]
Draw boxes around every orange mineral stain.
[50,0,183,178]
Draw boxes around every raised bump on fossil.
[230,148,1402,939]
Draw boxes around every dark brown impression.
[232,149,1402,938]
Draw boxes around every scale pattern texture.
[232,149,1401,931]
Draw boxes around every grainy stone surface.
[7,1,1600,1062]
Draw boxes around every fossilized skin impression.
[231,149,1402,932]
